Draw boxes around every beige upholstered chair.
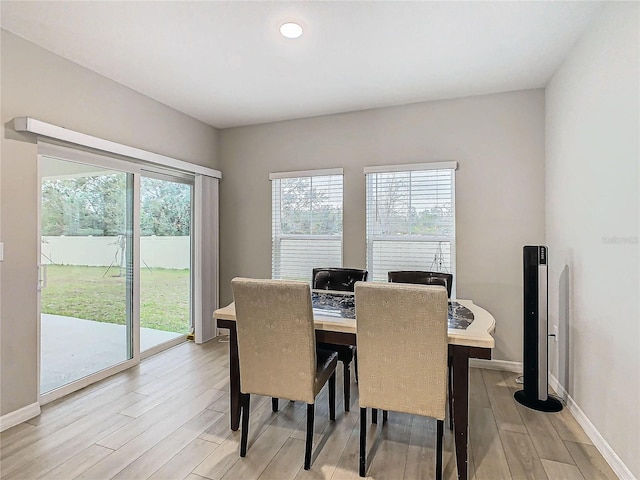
[387,269,455,430]
[231,278,339,470]
[355,282,449,479]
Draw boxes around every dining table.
[214,289,495,480]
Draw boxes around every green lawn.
[41,265,190,334]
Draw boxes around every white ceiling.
[1,1,602,129]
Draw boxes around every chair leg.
[359,407,367,477]
[304,403,315,470]
[448,360,454,430]
[329,372,336,421]
[240,394,250,457]
[372,408,378,424]
[436,419,444,480]
[343,361,351,412]
[354,351,359,383]
[382,410,388,424]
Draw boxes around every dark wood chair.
[387,270,455,430]
[387,270,453,298]
[312,267,368,412]
[312,267,368,292]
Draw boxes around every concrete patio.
[41,314,184,393]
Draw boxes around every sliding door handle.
[38,264,48,291]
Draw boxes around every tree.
[369,171,453,236]
[41,181,68,235]
[41,174,191,237]
[278,177,342,235]
[41,174,127,236]
[140,178,191,236]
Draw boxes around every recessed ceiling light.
[280,22,303,39]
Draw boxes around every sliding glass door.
[40,156,134,394]
[39,150,196,398]
[140,174,193,354]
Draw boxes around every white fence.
[41,236,190,269]
[272,237,342,281]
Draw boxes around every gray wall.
[218,89,546,363]
[0,30,219,416]
[546,3,639,477]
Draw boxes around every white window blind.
[271,170,343,282]
[365,163,457,289]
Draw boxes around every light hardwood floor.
[0,338,618,480]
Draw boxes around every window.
[365,162,457,290]
[271,169,343,281]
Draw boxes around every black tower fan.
[514,246,563,412]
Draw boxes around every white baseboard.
[470,358,523,373]
[549,374,635,480]
[0,402,41,432]
[473,361,634,478]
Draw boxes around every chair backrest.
[312,268,368,292]
[355,282,448,420]
[231,278,317,403]
[387,270,453,298]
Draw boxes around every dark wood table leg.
[451,345,470,480]
[228,323,241,431]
